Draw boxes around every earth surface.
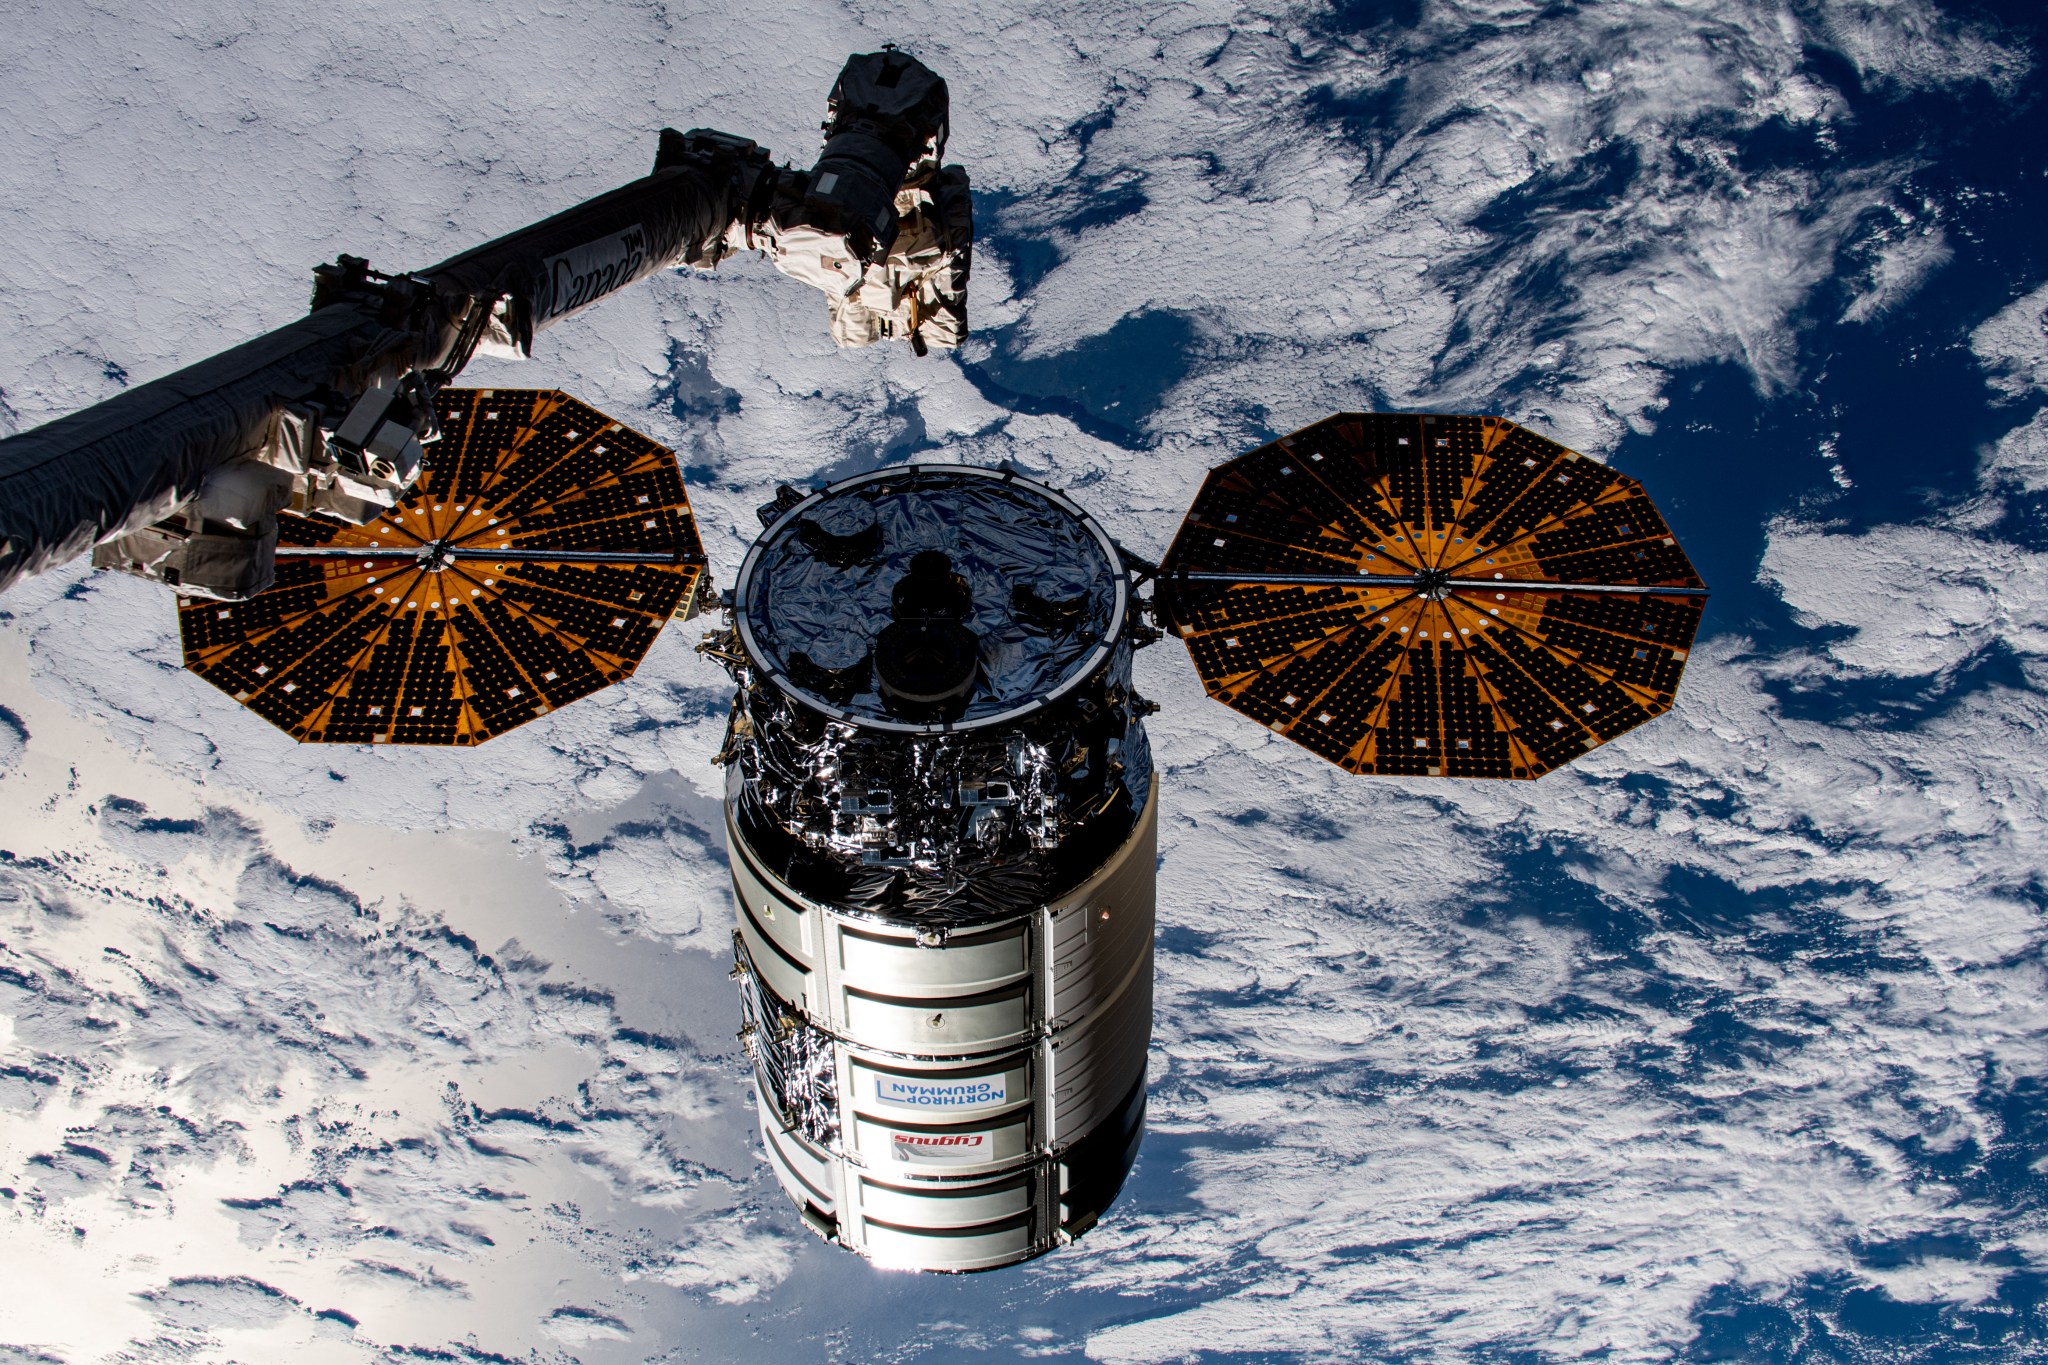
[3,1,2048,1361]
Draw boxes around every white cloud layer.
[1759,518,2048,677]
[1974,281,2048,401]
[0,0,2040,1361]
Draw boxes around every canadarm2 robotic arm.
[0,48,969,601]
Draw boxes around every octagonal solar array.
[179,389,708,745]
[1157,412,1706,779]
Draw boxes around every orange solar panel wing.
[178,389,709,745]
[1156,413,1706,779]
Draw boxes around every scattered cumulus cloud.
[0,0,2042,1360]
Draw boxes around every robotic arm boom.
[0,49,969,601]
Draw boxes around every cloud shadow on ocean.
[958,309,1202,450]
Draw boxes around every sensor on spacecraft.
[0,51,1707,1273]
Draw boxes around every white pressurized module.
[729,788,1153,1271]
[709,466,1160,1271]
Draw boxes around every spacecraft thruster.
[0,49,1715,1276]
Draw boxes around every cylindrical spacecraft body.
[720,466,1156,1272]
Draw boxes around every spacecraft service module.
[0,51,1706,1271]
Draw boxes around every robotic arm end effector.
[708,48,973,356]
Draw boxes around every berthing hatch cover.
[179,389,708,745]
[1157,412,1707,779]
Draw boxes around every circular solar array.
[178,388,707,745]
[1158,412,1707,779]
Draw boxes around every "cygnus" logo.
[891,1130,991,1162]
